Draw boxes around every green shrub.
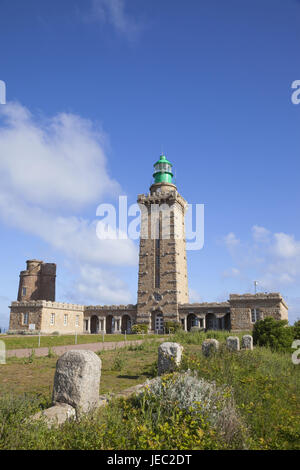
[47,347,55,358]
[26,349,36,364]
[253,317,294,352]
[112,351,125,371]
[7,330,37,335]
[293,320,300,340]
[190,326,205,332]
[131,324,148,335]
[164,321,182,334]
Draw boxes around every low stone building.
[8,154,288,334]
[9,300,84,334]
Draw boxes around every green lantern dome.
[153,154,174,184]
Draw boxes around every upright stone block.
[158,342,183,375]
[52,350,101,413]
[226,336,240,352]
[241,335,253,350]
[202,339,219,357]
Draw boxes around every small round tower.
[17,260,56,301]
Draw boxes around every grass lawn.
[1,333,164,350]
[0,339,160,400]
[0,332,299,449]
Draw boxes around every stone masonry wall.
[17,260,56,302]
[229,293,288,330]
[9,301,84,334]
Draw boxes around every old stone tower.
[136,154,189,332]
[17,259,56,302]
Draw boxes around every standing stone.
[202,339,219,357]
[52,350,101,413]
[226,336,240,352]
[241,335,253,350]
[158,342,183,375]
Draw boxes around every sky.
[0,0,300,329]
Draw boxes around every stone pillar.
[241,335,253,350]
[97,316,102,333]
[183,316,187,332]
[158,342,183,375]
[202,339,219,357]
[226,336,240,351]
[52,350,102,414]
[203,315,206,330]
[115,316,121,333]
[103,316,106,334]
[87,317,90,333]
[111,316,115,333]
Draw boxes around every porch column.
[103,316,106,334]
[203,315,206,330]
[115,316,121,333]
[97,316,102,333]
[184,316,187,332]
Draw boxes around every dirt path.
[6,339,146,358]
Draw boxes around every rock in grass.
[158,342,183,376]
[202,339,219,357]
[52,350,101,414]
[241,335,253,350]
[226,336,240,352]
[32,403,76,428]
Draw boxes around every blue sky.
[0,0,300,329]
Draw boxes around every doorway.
[121,315,132,333]
[154,312,164,333]
[90,315,99,334]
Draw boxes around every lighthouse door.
[155,313,164,333]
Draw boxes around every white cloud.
[89,0,142,38]
[70,264,133,305]
[272,233,300,258]
[222,267,240,279]
[0,102,138,305]
[222,225,300,293]
[0,102,119,210]
[223,232,240,250]
[0,191,138,266]
[252,225,271,242]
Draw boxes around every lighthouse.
[137,154,189,332]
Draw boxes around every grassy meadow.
[0,332,299,450]
[1,333,164,350]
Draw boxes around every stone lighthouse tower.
[137,155,189,332]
